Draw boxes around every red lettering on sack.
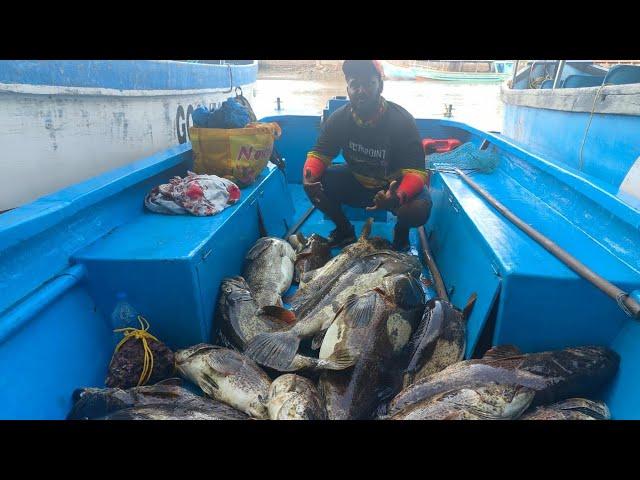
[238,146,254,161]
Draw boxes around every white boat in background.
[0,60,258,211]
[379,60,417,80]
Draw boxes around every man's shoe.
[327,224,356,248]
[392,225,410,252]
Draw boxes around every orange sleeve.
[396,172,425,205]
[303,154,328,179]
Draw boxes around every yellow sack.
[189,122,282,187]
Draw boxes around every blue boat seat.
[603,65,640,85]
[71,165,294,349]
[429,160,638,356]
[540,79,553,89]
[562,74,604,88]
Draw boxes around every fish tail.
[359,217,373,240]
[245,331,300,371]
[318,349,357,371]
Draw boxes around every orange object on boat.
[422,138,462,187]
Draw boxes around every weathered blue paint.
[0,60,257,91]
[503,104,640,190]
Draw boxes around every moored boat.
[413,60,513,83]
[0,60,258,211]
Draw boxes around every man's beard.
[351,97,380,118]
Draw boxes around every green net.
[426,142,500,174]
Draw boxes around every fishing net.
[425,142,500,174]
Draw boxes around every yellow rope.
[112,316,160,386]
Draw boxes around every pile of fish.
[67,220,620,420]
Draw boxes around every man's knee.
[396,193,432,228]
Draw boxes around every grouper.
[68,378,249,420]
[402,294,477,388]
[245,250,422,371]
[98,403,250,420]
[267,374,327,420]
[389,383,535,420]
[216,276,356,372]
[216,276,293,351]
[384,344,620,417]
[243,237,296,308]
[175,344,272,419]
[286,218,391,313]
[288,232,332,286]
[520,398,611,420]
[318,273,425,420]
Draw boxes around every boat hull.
[0,61,257,210]
[413,66,510,83]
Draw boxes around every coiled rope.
[111,316,160,386]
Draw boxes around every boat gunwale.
[427,119,640,231]
[0,143,192,253]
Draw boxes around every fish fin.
[205,349,244,377]
[216,330,241,351]
[461,292,478,321]
[180,343,217,358]
[482,344,523,360]
[317,376,327,402]
[153,377,183,387]
[408,301,444,354]
[197,373,219,398]
[342,292,378,328]
[311,329,327,350]
[359,217,373,241]
[553,398,610,419]
[244,331,301,371]
[259,306,297,325]
[377,386,397,404]
[300,268,319,285]
[321,349,357,370]
[374,402,390,419]
[360,259,383,274]
[402,372,416,389]
[245,238,273,260]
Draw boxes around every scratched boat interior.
[1,98,639,419]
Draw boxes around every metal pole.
[552,60,566,89]
[511,60,519,88]
[418,226,449,302]
[454,168,640,319]
[284,206,316,239]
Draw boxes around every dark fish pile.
[68,223,621,420]
[383,344,619,420]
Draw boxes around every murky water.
[251,77,505,132]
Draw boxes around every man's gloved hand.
[303,169,326,205]
[367,180,401,211]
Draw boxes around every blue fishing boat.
[1,61,639,419]
[412,60,514,83]
[0,60,258,211]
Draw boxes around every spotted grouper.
[318,273,425,420]
[384,344,620,417]
[243,237,296,308]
